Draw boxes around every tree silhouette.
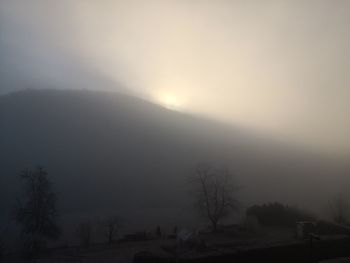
[192,163,238,231]
[246,202,316,227]
[76,221,92,248]
[13,167,60,257]
[329,194,349,225]
[156,225,161,238]
[101,216,119,246]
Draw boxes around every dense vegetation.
[246,202,316,227]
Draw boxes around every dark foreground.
[3,225,350,263]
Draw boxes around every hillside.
[0,89,347,235]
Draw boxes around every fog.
[2,2,350,259]
[1,0,350,154]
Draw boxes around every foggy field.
[4,225,350,263]
[2,226,296,263]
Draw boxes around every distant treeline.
[246,202,316,227]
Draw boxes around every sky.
[1,0,350,156]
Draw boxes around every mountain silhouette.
[0,89,347,233]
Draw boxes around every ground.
[3,226,297,263]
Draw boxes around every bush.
[244,215,261,233]
[246,202,316,227]
[76,222,93,248]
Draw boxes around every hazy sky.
[1,0,350,155]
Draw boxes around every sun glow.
[156,93,185,111]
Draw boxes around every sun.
[157,93,185,110]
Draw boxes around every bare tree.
[76,222,92,248]
[101,216,119,245]
[329,194,349,224]
[13,167,60,257]
[192,164,238,231]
